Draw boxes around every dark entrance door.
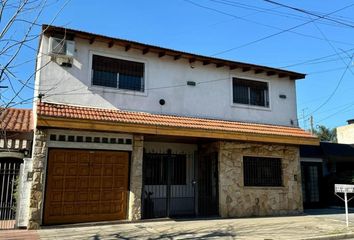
[142,152,195,219]
[301,162,323,208]
[197,152,219,216]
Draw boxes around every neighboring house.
[0,108,33,229]
[300,142,354,208]
[27,25,318,229]
[337,119,354,144]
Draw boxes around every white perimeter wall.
[36,36,299,126]
[337,124,354,144]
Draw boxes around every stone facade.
[26,128,302,227]
[128,135,143,221]
[28,129,48,229]
[218,141,302,218]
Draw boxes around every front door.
[301,162,323,208]
[44,149,129,225]
[197,152,219,216]
[142,152,195,218]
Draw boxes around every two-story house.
[28,25,318,228]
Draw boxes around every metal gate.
[0,159,22,229]
[301,162,322,208]
[198,152,219,216]
[142,152,195,219]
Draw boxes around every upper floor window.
[92,54,144,92]
[233,78,269,108]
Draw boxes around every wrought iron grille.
[92,54,144,92]
[0,159,22,229]
[233,78,269,107]
[142,152,194,219]
[243,156,282,187]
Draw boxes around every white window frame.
[230,75,272,111]
[88,50,148,96]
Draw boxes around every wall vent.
[47,130,133,151]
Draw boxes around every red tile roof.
[0,108,33,132]
[37,102,316,139]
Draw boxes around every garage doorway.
[44,149,129,225]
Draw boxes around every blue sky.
[2,0,354,130]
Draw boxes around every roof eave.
[37,115,319,146]
[42,24,306,80]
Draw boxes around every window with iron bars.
[233,78,269,107]
[92,54,145,92]
[243,156,282,187]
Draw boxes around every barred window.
[233,78,269,107]
[243,156,282,187]
[92,54,144,92]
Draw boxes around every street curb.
[301,232,354,240]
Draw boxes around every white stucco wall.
[36,36,299,126]
[337,124,354,144]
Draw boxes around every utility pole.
[310,115,314,134]
[301,107,308,129]
[302,108,307,130]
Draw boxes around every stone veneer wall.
[128,135,143,220]
[218,141,302,218]
[28,129,48,229]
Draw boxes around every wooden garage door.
[44,149,129,225]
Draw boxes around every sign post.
[335,184,354,227]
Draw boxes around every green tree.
[313,125,337,142]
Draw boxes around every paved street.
[2,209,354,240]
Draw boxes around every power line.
[263,0,354,28]
[281,47,354,68]
[210,0,353,29]
[316,102,354,124]
[298,53,354,121]
[185,0,354,52]
[307,65,354,75]
[203,2,354,56]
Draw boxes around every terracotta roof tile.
[37,102,316,140]
[0,108,33,132]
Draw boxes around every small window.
[68,136,75,142]
[58,135,66,141]
[243,156,282,187]
[50,134,57,141]
[92,54,144,92]
[233,78,269,107]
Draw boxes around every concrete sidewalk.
[3,213,354,240]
